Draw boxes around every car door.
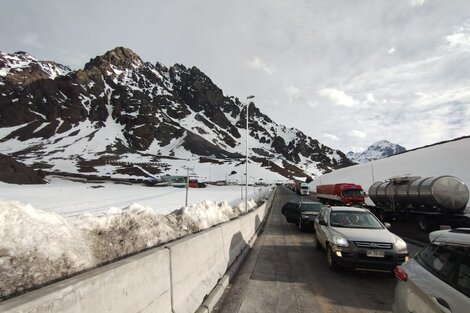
[315,208,328,247]
[281,202,299,223]
[407,243,470,313]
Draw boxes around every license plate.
[366,250,385,258]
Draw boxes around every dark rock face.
[0,47,352,179]
[0,154,46,184]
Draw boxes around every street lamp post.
[183,166,194,207]
[245,95,255,212]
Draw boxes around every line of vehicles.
[280,175,470,313]
[308,175,470,232]
[281,199,470,313]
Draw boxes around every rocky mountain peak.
[0,51,71,85]
[84,47,144,71]
[347,140,406,163]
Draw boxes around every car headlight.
[394,237,407,253]
[301,214,309,219]
[333,235,349,247]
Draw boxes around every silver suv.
[393,228,470,313]
[313,206,409,271]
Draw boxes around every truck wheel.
[378,209,389,222]
[326,245,340,271]
[417,215,439,232]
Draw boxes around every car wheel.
[313,233,321,250]
[326,245,340,271]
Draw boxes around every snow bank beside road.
[0,187,269,300]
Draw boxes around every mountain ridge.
[0,47,354,182]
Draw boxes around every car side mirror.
[318,220,327,226]
[384,222,391,229]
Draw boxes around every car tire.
[313,233,321,250]
[326,244,340,271]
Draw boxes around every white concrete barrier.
[0,189,275,313]
[220,219,245,267]
[166,227,226,313]
[0,247,171,313]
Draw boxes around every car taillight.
[394,265,408,282]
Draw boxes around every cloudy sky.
[2,0,470,153]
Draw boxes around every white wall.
[311,138,470,205]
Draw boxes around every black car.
[281,201,326,231]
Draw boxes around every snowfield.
[0,178,272,300]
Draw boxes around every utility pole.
[245,95,255,212]
[183,166,194,207]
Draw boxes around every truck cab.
[299,182,310,195]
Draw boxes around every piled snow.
[0,200,94,298]
[0,180,271,300]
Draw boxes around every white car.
[313,206,409,271]
[393,228,470,313]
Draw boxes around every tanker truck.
[368,175,470,232]
[316,183,365,206]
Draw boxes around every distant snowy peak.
[0,51,71,84]
[347,140,406,163]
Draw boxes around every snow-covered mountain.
[0,48,353,182]
[347,140,406,163]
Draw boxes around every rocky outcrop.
[0,154,46,184]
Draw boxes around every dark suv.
[393,228,470,313]
[281,201,326,231]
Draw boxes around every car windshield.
[329,211,383,229]
[300,203,324,212]
[342,189,363,196]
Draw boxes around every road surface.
[214,186,423,313]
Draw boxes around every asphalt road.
[214,186,424,313]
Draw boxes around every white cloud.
[366,93,376,103]
[323,133,340,141]
[318,88,358,107]
[307,100,318,109]
[351,130,367,138]
[286,85,300,103]
[447,33,470,49]
[247,57,273,75]
[387,48,396,54]
[349,146,365,153]
[446,21,470,50]
[410,0,426,6]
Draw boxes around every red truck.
[316,183,365,206]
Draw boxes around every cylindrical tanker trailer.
[368,175,470,232]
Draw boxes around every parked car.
[313,206,409,271]
[393,228,470,313]
[281,201,326,231]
